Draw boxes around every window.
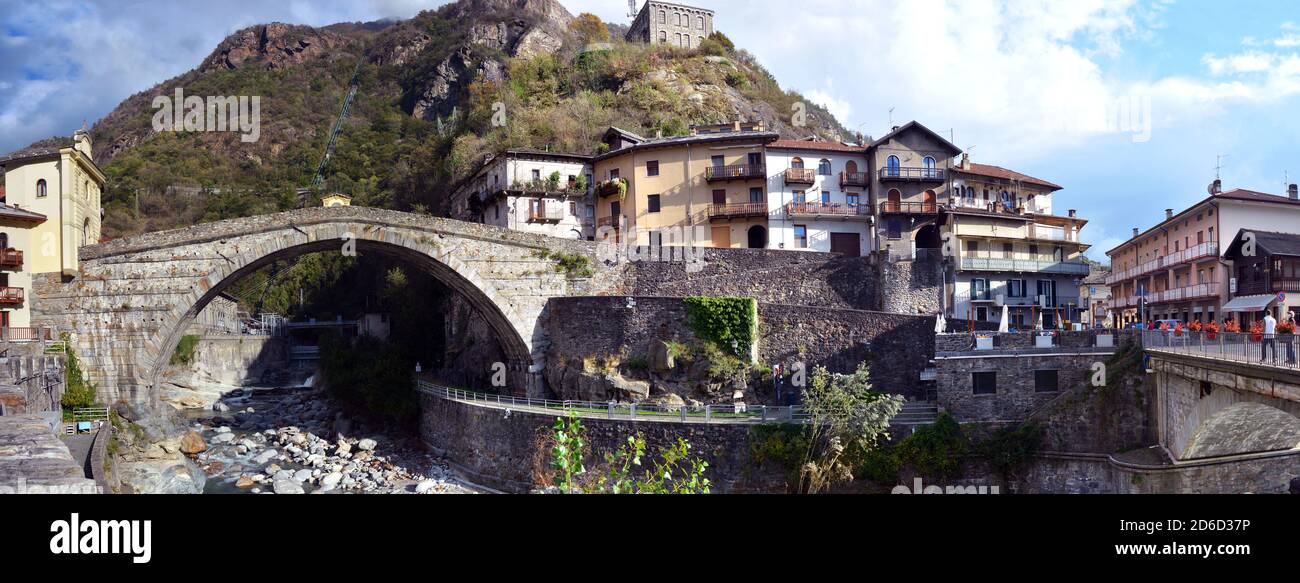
[647,160,659,176]
[585,205,595,219]
[972,278,989,301]
[659,10,666,23]
[886,155,900,176]
[647,194,661,213]
[886,218,902,240]
[1002,243,1014,259]
[818,159,832,175]
[675,13,681,26]
[684,35,690,48]
[749,187,763,203]
[659,30,667,42]
[609,168,620,180]
[36,179,47,198]
[532,169,541,181]
[973,372,997,395]
[1008,279,1026,298]
[1035,370,1059,393]
[791,157,804,169]
[966,240,980,254]
[711,155,725,168]
[922,156,936,178]
[821,191,831,204]
[569,201,577,216]
[846,194,859,206]
[793,190,806,203]
[794,225,808,248]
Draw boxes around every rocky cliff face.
[199,23,349,73]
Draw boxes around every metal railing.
[879,167,945,181]
[0,286,24,304]
[1106,242,1219,285]
[880,201,938,214]
[839,171,869,188]
[416,381,808,424]
[708,202,768,220]
[0,248,22,268]
[960,256,1091,275]
[0,327,56,342]
[1142,330,1300,370]
[705,164,766,182]
[785,202,872,218]
[783,168,816,184]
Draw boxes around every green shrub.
[683,296,757,359]
[896,412,968,481]
[169,334,201,366]
[61,342,97,415]
[856,446,902,485]
[977,423,1045,478]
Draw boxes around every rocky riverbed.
[185,386,475,494]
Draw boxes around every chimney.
[1290,183,1298,200]
[1132,228,1140,238]
[1068,209,1076,218]
[733,119,742,132]
[655,128,664,139]
[892,125,900,132]
[960,152,971,171]
[1165,208,1174,220]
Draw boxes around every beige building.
[0,127,104,334]
[626,1,714,49]
[447,149,594,240]
[1079,271,1112,328]
[944,155,1091,328]
[1106,182,1300,326]
[0,127,104,277]
[592,123,778,249]
[866,121,962,258]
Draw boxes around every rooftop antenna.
[1215,154,1228,181]
[888,107,895,128]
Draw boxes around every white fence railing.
[416,381,808,424]
[1141,330,1300,369]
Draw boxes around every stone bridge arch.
[1150,356,1300,460]
[32,207,600,406]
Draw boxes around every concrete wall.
[0,341,65,416]
[158,334,288,407]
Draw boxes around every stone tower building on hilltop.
[626,1,714,49]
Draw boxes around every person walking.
[1261,311,1278,364]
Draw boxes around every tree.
[549,412,710,494]
[569,13,610,45]
[798,364,904,493]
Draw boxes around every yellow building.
[592,123,778,249]
[0,127,105,277]
[322,193,352,207]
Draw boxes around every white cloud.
[803,82,853,128]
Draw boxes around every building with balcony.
[0,126,103,277]
[764,139,872,256]
[446,148,593,240]
[626,1,715,49]
[943,156,1090,329]
[1079,271,1112,328]
[1221,229,1300,325]
[0,203,46,329]
[1105,182,1300,327]
[592,122,778,249]
[866,121,961,259]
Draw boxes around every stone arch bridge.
[31,207,603,406]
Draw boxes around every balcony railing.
[1237,278,1300,296]
[1106,242,1219,285]
[596,216,618,228]
[0,248,22,268]
[527,203,565,223]
[880,201,938,214]
[839,171,869,188]
[785,202,872,219]
[706,164,766,182]
[596,178,626,198]
[783,168,816,185]
[1145,282,1220,304]
[1026,224,1078,243]
[708,203,768,220]
[960,256,1091,276]
[879,167,945,182]
[0,287,24,304]
[0,327,55,342]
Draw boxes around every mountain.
[13,0,853,239]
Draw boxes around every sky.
[2,0,1299,261]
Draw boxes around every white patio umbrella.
[998,305,1010,333]
[1036,310,1044,331]
[935,313,947,334]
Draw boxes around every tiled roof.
[953,163,1062,191]
[0,136,72,166]
[1107,188,1300,255]
[767,139,868,153]
[869,120,962,156]
[1225,230,1300,258]
[594,130,780,161]
[0,202,48,223]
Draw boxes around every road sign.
[1279,292,1287,303]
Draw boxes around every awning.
[1222,294,1277,313]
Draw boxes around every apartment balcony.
[783,168,816,186]
[596,216,618,229]
[1026,224,1080,243]
[596,178,626,198]
[956,290,1081,309]
[839,171,869,188]
[1146,282,1220,305]
[1106,242,1219,285]
[0,248,22,269]
[706,164,766,182]
[708,202,768,220]
[527,204,565,223]
[785,202,872,220]
[1236,278,1300,296]
[0,327,55,342]
[879,167,945,183]
[0,287,24,305]
[960,256,1091,276]
[880,201,939,215]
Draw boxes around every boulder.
[357,438,377,452]
[272,479,305,495]
[235,475,256,488]
[608,375,650,401]
[415,480,439,494]
[179,431,207,455]
[649,340,676,373]
[320,472,343,492]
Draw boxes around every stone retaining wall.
[0,342,66,415]
[418,392,789,493]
